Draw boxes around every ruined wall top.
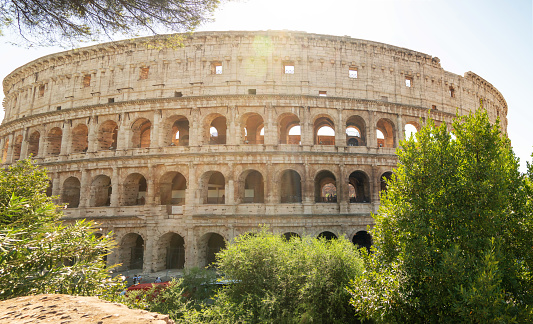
[1,30,507,127]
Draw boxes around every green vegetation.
[349,109,533,322]
[127,229,365,323]
[0,0,221,47]
[0,159,122,300]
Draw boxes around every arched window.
[242,170,264,203]
[205,172,225,204]
[314,116,335,145]
[47,127,62,155]
[98,120,118,150]
[242,113,264,144]
[62,177,81,208]
[160,172,187,205]
[348,171,370,203]
[90,175,112,207]
[404,122,419,141]
[346,115,366,147]
[280,170,302,203]
[131,118,151,148]
[376,118,395,148]
[315,170,337,203]
[122,173,147,206]
[28,131,40,157]
[166,116,189,146]
[157,233,185,270]
[198,233,226,268]
[208,115,227,144]
[71,124,89,153]
[279,114,300,144]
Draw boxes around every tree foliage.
[0,0,221,47]
[0,159,123,300]
[349,109,533,322]
[205,229,365,324]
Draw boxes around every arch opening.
[122,173,147,206]
[28,131,40,157]
[71,124,89,153]
[62,177,80,208]
[349,171,371,203]
[280,170,302,203]
[346,115,366,146]
[209,116,227,144]
[90,175,112,207]
[353,231,372,252]
[314,116,335,145]
[98,120,118,150]
[279,114,301,144]
[315,170,337,203]
[205,172,225,204]
[198,233,225,268]
[242,170,264,203]
[318,231,338,240]
[131,118,151,148]
[242,113,264,144]
[160,172,187,205]
[376,118,395,148]
[167,116,189,146]
[380,171,393,193]
[120,233,144,270]
[47,127,62,155]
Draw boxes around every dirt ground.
[0,294,174,324]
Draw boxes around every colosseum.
[0,30,507,274]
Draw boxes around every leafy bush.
[0,159,123,300]
[207,229,365,323]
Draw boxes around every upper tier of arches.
[1,31,506,129]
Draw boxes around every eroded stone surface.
[0,294,173,324]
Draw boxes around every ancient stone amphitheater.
[0,31,507,273]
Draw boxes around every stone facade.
[0,31,507,273]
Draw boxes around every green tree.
[349,108,533,322]
[0,0,221,47]
[0,159,122,299]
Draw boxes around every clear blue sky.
[1,0,531,171]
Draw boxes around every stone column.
[188,108,200,147]
[6,133,14,164]
[184,228,196,268]
[87,117,98,152]
[152,110,162,148]
[110,167,120,207]
[143,230,154,273]
[146,165,155,205]
[226,105,236,146]
[396,113,404,147]
[20,128,29,159]
[264,103,276,146]
[367,112,377,147]
[60,120,71,156]
[37,130,46,158]
[116,113,129,150]
[79,169,90,207]
[226,163,235,205]
[301,106,313,146]
[336,109,346,147]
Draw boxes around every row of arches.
[2,112,422,162]
[58,169,393,208]
[116,230,372,271]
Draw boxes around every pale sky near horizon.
[0,0,531,171]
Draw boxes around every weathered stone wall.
[0,31,507,273]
